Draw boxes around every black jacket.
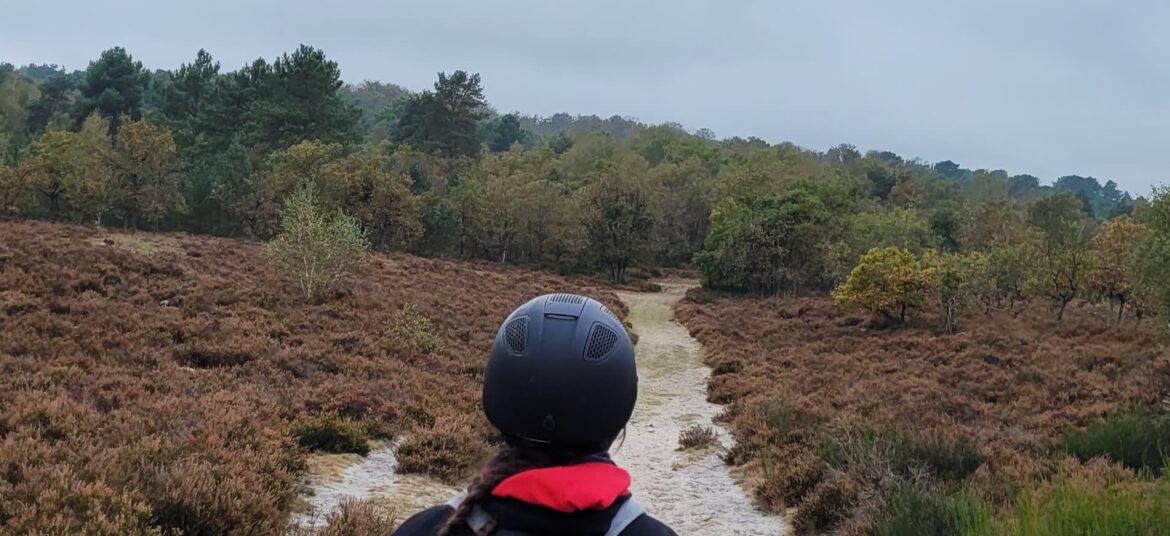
[391,495,677,536]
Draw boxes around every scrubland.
[0,220,620,534]
[676,291,1170,535]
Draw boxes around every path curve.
[299,281,787,534]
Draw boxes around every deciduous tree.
[1028,193,1095,320]
[922,250,989,333]
[833,247,930,323]
[581,160,652,283]
[267,184,368,302]
[1090,217,1148,322]
[106,118,185,228]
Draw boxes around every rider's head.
[482,293,638,455]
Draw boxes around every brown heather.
[675,291,1170,533]
[0,220,620,534]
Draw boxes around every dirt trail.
[616,281,786,535]
[296,443,462,529]
[299,281,786,534]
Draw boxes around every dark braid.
[438,446,555,536]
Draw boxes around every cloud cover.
[2,0,1167,192]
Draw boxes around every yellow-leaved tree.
[833,247,930,324]
[1090,217,1149,323]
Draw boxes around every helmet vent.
[549,293,585,305]
[505,318,527,353]
[601,306,620,322]
[584,324,618,362]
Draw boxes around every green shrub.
[820,431,985,484]
[292,415,370,456]
[1063,411,1170,476]
[875,486,991,536]
[986,473,1170,536]
[388,302,439,353]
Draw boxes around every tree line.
[1,45,1164,323]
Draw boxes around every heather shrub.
[2,475,160,536]
[292,415,371,455]
[1063,410,1170,476]
[147,459,290,536]
[0,221,623,535]
[677,425,717,450]
[792,471,861,533]
[395,419,491,484]
[819,431,985,484]
[755,447,824,511]
[312,499,398,536]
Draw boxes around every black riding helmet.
[483,293,638,452]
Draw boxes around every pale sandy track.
[615,281,786,535]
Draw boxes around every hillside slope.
[0,220,620,534]
[675,293,1170,533]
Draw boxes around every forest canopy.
[0,46,1156,308]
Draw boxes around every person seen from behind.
[392,293,677,535]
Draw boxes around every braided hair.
[438,435,622,536]
[438,446,552,536]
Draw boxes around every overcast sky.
[3,0,1167,193]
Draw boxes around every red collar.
[490,462,632,513]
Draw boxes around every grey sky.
[3,0,1167,194]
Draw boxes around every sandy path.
[299,281,786,534]
[615,281,786,535]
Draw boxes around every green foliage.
[697,185,837,294]
[485,113,532,153]
[976,236,1038,313]
[292,415,371,455]
[923,250,990,333]
[16,116,110,220]
[875,487,992,536]
[983,471,1170,536]
[929,206,963,253]
[833,247,930,322]
[105,118,185,228]
[834,207,934,283]
[0,44,1157,302]
[0,66,39,162]
[341,80,412,142]
[1063,411,1170,476]
[389,302,440,354]
[253,45,360,151]
[1134,187,1170,321]
[1028,193,1095,319]
[819,431,985,484]
[1054,175,1134,219]
[266,184,368,302]
[1090,217,1148,321]
[581,160,653,282]
[73,47,149,136]
[393,71,487,158]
